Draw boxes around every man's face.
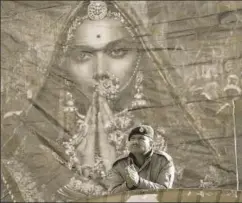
[66,18,138,99]
[128,134,152,154]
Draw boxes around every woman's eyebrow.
[69,45,96,53]
[68,38,137,53]
[105,38,137,50]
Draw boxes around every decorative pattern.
[88,1,108,21]
[1,174,17,202]
[105,110,135,156]
[58,176,107,199]
[95,72,120,101]
[2,158,45,202]
[132,70,148,108]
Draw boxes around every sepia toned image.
[1,1,242,202]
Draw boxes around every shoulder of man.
[112,153,130,167]
[153,151,173,163]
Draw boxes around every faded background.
[1,1,242,202]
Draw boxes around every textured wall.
[1,1,242,202]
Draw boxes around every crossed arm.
[108,160,175,194]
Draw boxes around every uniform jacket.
[107,150,175,194]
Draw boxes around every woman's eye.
[108,48,128,58]
[71,51,93,62]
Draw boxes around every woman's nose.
[93,52,107,80]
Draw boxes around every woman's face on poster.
[66,18,139,97]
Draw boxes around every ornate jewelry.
[94,72,120,101]
[131,70,148,108]
[119,53,141,93]
[88,1,108,21]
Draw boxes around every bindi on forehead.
[73,18,133,49]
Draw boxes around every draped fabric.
[1,1,242,202]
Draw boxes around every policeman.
[108,125,175,194]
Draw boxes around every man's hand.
[125,165,140,188]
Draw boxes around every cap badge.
[139,127,144,133]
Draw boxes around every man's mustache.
[131,144,140,147]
